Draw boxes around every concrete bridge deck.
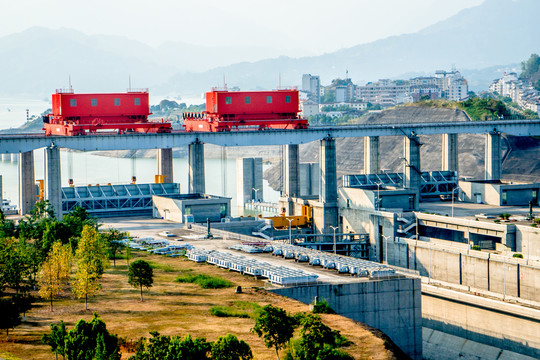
[1,119,540,152]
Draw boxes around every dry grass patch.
[0,249,400,359]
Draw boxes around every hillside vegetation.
[402,97,538,121]
[520,53,540,90]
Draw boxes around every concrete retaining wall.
[270,278,422,360]
[388,237,540,302]
[423,328,538,360]
[422,287,540,358]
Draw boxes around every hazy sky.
[2,0,485,55]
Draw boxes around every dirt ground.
[0,247,403,360]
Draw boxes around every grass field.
[0,250,400,359]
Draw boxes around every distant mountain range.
[0,0,538,99]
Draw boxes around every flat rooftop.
[419,201,535,223]
[101,217,409,285]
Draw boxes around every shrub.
[210,302,262,319]
[534,218,540,224]
[471,245,481,251]
[513,253,524,258]
[175,273,232,289]
[500,213,511,220]
[312,299,336,314]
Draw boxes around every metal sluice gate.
[61,182,181,217]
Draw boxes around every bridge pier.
[157,148,173,183]
[236,157,263,205]
[403,135,422,190]
[313,137,339,233]
[281,144,300,215]
[485,131,502,181]
[18,151,36,215]
[188,140,205,194]
[45,146,62,219]
[364,136,380,174]
[442,133,458,172]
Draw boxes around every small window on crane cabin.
[244,96,251,104]
[225,96,232,104]
[70,99,77,107]
[91,99,97,106]
[285,95,291,103]
[134,98,141,106]
[114,98,121,106]
[266,96,273,104]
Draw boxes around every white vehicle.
[159,231,176,238]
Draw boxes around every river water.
[0,150,279,215]
[0,98,279,215]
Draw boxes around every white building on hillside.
[302,74,321,103]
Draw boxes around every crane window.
[244,96,251,104]
[114,98,121,106]
[70,99,77,107]
[91,99,97,106]
[225,97,232,104]
[285,96,291,103]
[266,96,272,103]
[134,98,141,106]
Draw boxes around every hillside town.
[489,72,540,114]
[300,69,469,117]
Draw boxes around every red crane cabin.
[183,89,308,132]
[43,90,171,136]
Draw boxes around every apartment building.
[302,74,321,103]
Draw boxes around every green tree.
[211,334,252,360]
[0,213,16,238]
[38,241,73,311]
[289,313,350,360]
[129,332,211,360]
[0,237,31,295]
[167,334,211,360]
[100,228,126,268]
[14,293,34,320]
[520,53,540,79]
[0,297,22,340]
[129,331,171,360]
[126,244,132,266]
[63,313,120,360]
[42,320,68,360]
[73,225,108,310]
[128,260,153,301]
[252,305,298,359]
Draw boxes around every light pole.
[286,218,293,245]
[451,186,460,217]
[252,188,260,202]
[375,182,381,210]
[330,226,338,254]
[381,234,390,264]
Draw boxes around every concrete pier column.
[11,153,17,163]
[157,148,173,183]
[237,158,263,205]
[18,151,36,214]
[403,135,422,190]
[188,140,205,194]
[282,144,300,197]
[485,131,502,181]
[319,137,338,232]
[45,146,62,219]
[442,133,458,172]
[364,136,380,174]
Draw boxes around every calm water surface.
[0,151,279,215]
